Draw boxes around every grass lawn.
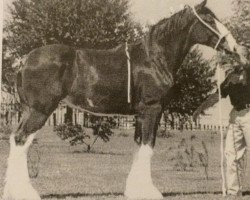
[1,126,250,199]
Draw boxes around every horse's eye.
[221,37,226,43]
[205,15,214,23]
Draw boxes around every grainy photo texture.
[0,0,250,199]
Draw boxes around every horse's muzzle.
[235,45,249,65]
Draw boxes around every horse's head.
[189,0,243,60]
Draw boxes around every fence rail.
[1,103,227,131]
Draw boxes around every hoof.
[125,180,163,200]
[3,183,41,200]
[125,145,163,199]
[125,187,163,200]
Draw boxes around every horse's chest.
[134,67,173,103]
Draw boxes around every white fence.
[1,102,228,131]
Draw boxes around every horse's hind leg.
[3,108,50,200]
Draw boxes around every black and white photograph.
[0,0,250,199]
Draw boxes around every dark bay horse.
[3,1,244,199]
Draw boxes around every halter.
[191,6,230,50]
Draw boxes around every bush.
[54,118,114,152]
[54,123,90,146]
[0,124,12,140]
[117,132,129,137]
[168,135,209,179]
[157,129,174,138]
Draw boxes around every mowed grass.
[1,126,250,200]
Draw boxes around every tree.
[225,0,250,44]
[164,49,216,128]
[4,0,142,57]
[2,39,18,93]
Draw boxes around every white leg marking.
[125,145,163,200]
[3,134,41,200]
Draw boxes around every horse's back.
[65,45,132,114]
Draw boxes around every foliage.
[157,129,174,138]
[2,39,19,93]
[199,141,209,180]
[4,0,143,57]
[164,49,216,126]
[226,0,250,44]
[117,132,129,137]
[54,123,90,146]
[168,135,209,179]
[91,117,115,142]
[0,124,12,140]
[169,49,216,115]
[54,118,115,152]
[219,0,250,66]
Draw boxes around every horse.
[2,1,245,199]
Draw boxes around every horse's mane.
[149,7,193,40]
[148,5,218,42]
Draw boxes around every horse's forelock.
[198,6,219,21]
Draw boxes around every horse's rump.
[17,44,76,115]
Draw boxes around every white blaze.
[3,134,41,200]
[125,145,163,200]
[215,19,237,52]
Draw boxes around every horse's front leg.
[125,103,163,200]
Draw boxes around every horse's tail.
[16,55,29,106]
[16,70,27,106]
[134,118,142,144]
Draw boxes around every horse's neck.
[145,18,195,76]
[166,37,191,71]
[146,31,192,77]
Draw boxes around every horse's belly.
[64,88,133,115]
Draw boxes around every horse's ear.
[195,0,207,11]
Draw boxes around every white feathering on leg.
[125,144,163,200]
[3,134,41,200]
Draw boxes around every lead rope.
[191,5,229,195]
[217,64,227,196]
[125,41,131,103]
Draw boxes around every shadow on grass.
[164,191,250,197]
[42,191,250,199]
[42,192,123,199]
[72,150,125,156]
[163,191,222,197]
